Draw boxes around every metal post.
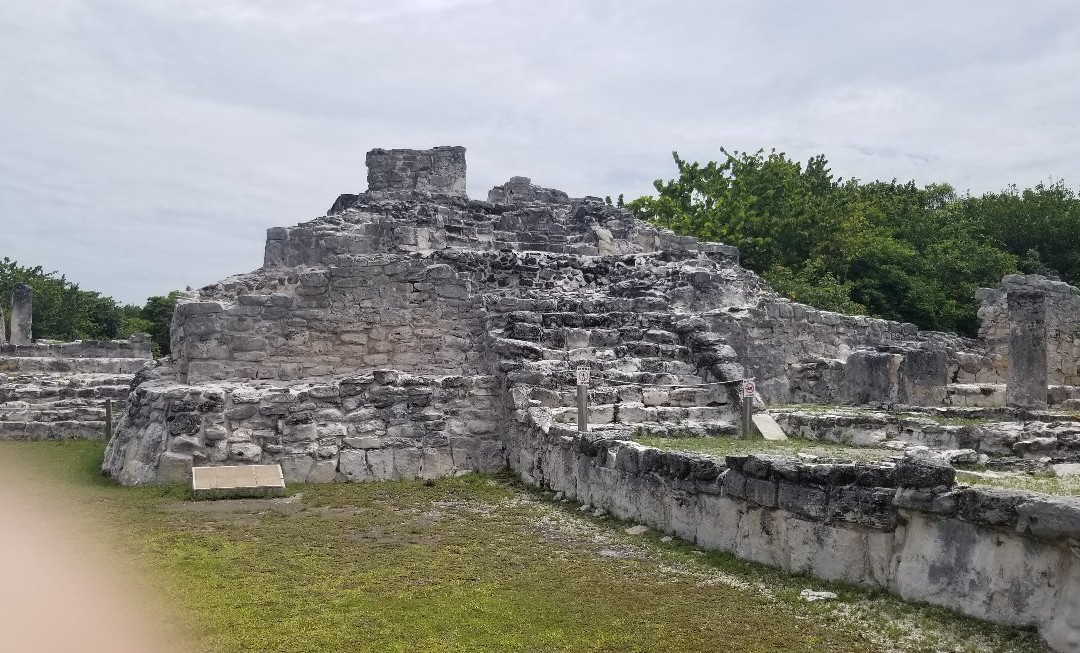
[577,384,589,433]
[740,377,755,439]
[575,367,591,433]
[104,398,113,439]
[741,394,752,439]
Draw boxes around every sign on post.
[740,377,755,439]
[576,367,590,433]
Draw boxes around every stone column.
[9,283,32,345]
[1006,290,1047,409]
[0,305,5,346]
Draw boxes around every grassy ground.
[636,435,896,462]
[957,470,1080,496]
[0,441,1050,653]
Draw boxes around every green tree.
[626,150,1026,336]
[0,257,179,354]
[140,291,181,357]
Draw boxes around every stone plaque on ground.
[752,414,788,441]
[192,464,286,499]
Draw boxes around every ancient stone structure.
[0,335,152,440]
[365,146,467,197]
[1007,289,1049,409]
[98,146,1080,651]
[978,274,1080,388]
[9,283,33,345]
[517,429,1080,652]
[0,305,5,346]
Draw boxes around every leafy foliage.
[0,258,177,355]
[626,149,1079,336]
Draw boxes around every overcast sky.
[3,1,1079,304]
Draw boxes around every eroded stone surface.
[96,146,1080,651]
[9,283,33,346]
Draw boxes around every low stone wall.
[513,410,1080,651]
[0,334,152,359]
[770,407,1080,460]
[102,365,505,486]
[703,303,986,404]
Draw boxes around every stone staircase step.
[0,385,130,403]
[0,357,147,374]
[0,405,109,422]
[0,420,109,441]
[549,402,735,426]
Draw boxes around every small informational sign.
[742,378,756,398]
[576,367,591,386]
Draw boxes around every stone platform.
[0,335,152,441]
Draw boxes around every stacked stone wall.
[173,257,484,384]
[103,366,505,486]
[366,146,467,197]
[0,334,152,359]
[702,302,983,403]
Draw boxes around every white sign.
[742,378,756,397]
[576,367,591,386]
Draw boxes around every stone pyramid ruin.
[90,146,1080,651]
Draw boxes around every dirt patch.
[162,494,305,516]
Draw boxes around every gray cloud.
[2,0,1079,303]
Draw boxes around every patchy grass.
[636,435,895,462]
[0,441,1050,653]
[957,470,1080,497]
[905,414,999,427]
[769,404,1004,427]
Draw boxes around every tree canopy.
[624,149,1077,336]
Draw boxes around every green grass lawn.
[636,435,895,462]
[0,441,1050,653]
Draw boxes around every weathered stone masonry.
[100,146,1080,651]
[511,416,1080,653]
[979,274,1080,389]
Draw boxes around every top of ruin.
[365,146,467,198]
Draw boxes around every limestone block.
[898,348,948,406]
[1007,290,1049,409]
[279,455,314,483]
[307,459,339,483]
[156,451,194,484]
[1043,556,1080,653]
[366,448,394,480]
[338,449,372,482]
[230,442,262,463]
[840,350,902,406]
[9,282,33,345]
[895,513,1065,628]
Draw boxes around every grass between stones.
[957,470,1080,497]
[0,441,1051,653]
[636,436,895,462]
